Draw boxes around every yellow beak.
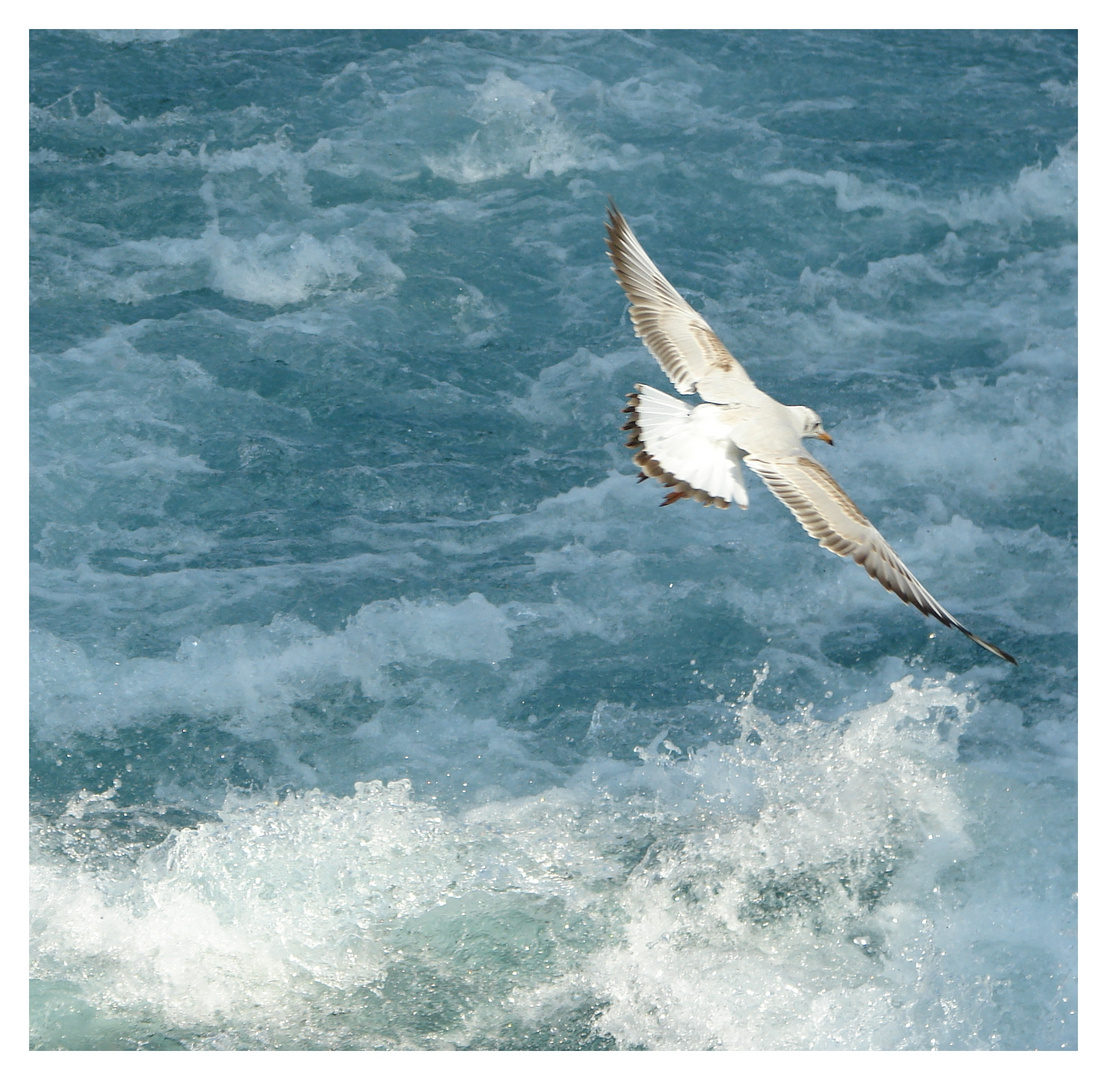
[817,431,834,445]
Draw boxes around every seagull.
[605,202,1016,665]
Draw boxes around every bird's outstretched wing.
[622,384,749,509]
[741,452,1017,664]
[606,203,755,399]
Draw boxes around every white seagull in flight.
[605,202,1016,665]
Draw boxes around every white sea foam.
[33,211,403,309]
[603,76,710,127]
[83,30,192,44]
[29,673,1074,1049]
[773,95,856,116]
[32,132,412,307]
[30,88,194,130]
[1041,78,1077,107]
[200,223,362,307]
[760,139,1077,232]
[30,30,1076,1050]
[843,371,1074,506]
[32,593,511,740]
[952,140,1077,228]
[425,72,627,184]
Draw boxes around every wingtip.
[605,203,625,257]
[605,200,631,249]
[967,630,1018,665]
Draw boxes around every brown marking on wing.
[744,453,1017,664]
[622,391,730,509]
[606,203,752,394]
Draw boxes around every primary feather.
[607,201,1016,665]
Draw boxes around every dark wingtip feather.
[964,630,1018,665]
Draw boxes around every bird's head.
[793,405,834,445]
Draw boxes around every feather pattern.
[606,201,1017,664]
[623,385,749,509]
[606,204,754,399]
[742,454,1017,664]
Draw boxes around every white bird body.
[605,202,1016,665]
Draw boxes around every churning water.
[29,30,1076,1050]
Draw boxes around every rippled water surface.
[30,30,1076,1050]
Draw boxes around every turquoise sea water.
[30,30,1076,1050]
